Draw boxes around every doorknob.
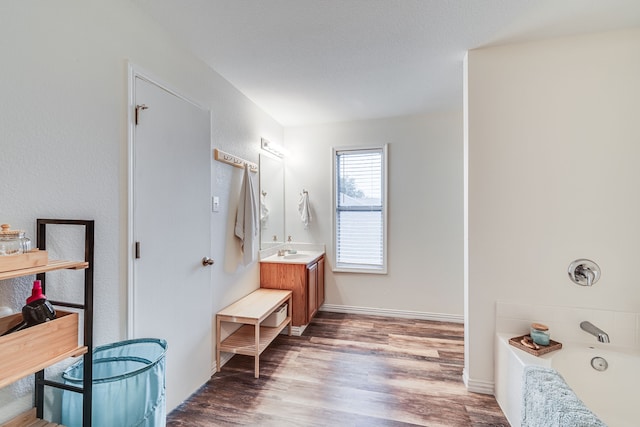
[202,257,215,266]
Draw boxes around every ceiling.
[131,0,640,127]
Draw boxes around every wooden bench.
[216,288,292,378]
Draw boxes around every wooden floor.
[167,312,510,427]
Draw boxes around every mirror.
[259,153,285,249]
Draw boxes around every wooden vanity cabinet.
[260,256,325,327]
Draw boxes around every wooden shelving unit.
[0,219,94,427]
[216,289,292,378]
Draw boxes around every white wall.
[465,28,640,391]
[284,112,463,319]
[0,0,282,421]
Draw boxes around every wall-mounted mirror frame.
[259,153,285,249]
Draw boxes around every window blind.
[335,149,384,269]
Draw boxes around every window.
[333,145,387,273]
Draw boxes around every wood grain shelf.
[0,408,64,427]
[0,259,88,281]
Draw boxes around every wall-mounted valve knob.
[568,259,600,286]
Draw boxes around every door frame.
[126,62,210,338]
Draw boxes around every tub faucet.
[580,321,610,343]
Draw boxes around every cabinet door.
[307,262,318,322]
[317,257,325,308]
[260,262,308,326]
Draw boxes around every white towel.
[298,191,311,229]
[235,165,258,265]
[260,192,269,228]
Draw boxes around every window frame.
[332,144,388,274]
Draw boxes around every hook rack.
[214,148,258,173]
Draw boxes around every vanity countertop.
[260,250,325,265]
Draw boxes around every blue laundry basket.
[61,338,167,427]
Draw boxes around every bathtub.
[495,333,639,427]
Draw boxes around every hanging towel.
[260,192,269,228]
[235,164,258,265]
[298,191,311,229]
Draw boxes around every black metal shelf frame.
[35,219,94,427]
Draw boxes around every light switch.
[212,196,220,212]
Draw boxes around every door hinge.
[135,241,141,259]
[135,104,148,125]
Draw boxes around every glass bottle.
[0,224,31,256]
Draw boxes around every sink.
[260,250,324,264]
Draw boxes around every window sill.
[333,266,387,275]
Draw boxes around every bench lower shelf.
[219,318,292,356]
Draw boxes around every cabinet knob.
[202,257,215,266]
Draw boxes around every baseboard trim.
[319,304,464,324]
[463,368,494,395]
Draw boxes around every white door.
[131,76,212,411]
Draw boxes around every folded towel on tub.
[521,366,606,427]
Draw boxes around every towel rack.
[214,148,258,172]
